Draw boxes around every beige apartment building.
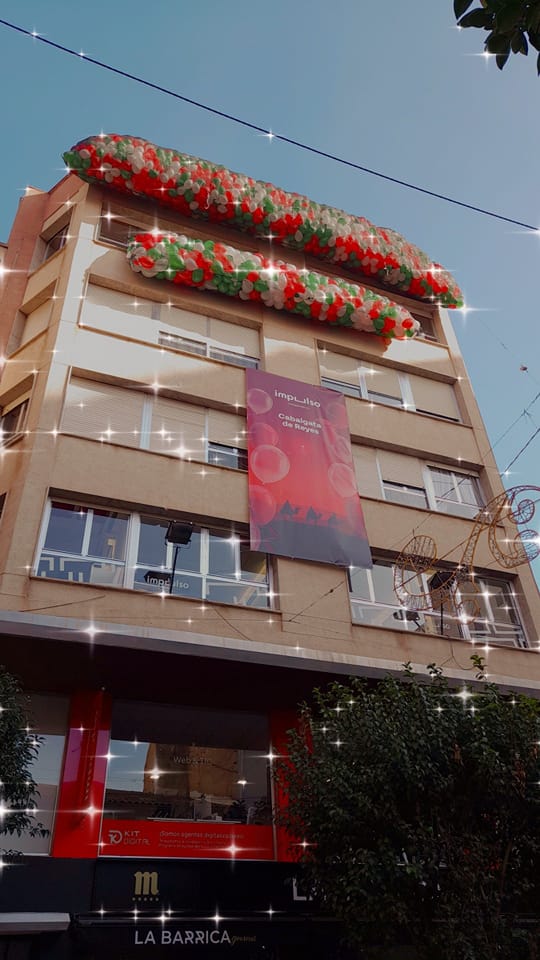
[0,147,538,960]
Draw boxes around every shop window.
[320,349,461,421]
[10,694,69,854]
[36,502,270,608]
[103,701,271,826]
[0,397,29,446]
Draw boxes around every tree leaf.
[495,1,525,33]
[528,28,540,50]
[458,7,493,27]
[486,30,512,53]
[511,29,528,53]
[536,49,540,72]
[496,51,510,68]
[454,0,475,17]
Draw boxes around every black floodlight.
[165,521,193,545]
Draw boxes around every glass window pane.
[239,543,267,582]
[383,482,428,509]
[206,580,269,607]
[138,518,169,567]
[98,218,137,248]
[172,530,202,575]
[371,563,397,604]
[349,567,370,600]
[104,703,271,824]
[12,695,69,854]
[88,510,128,560]
[455,476,480,506]
[44,503,87,553]
[430,468,456,501]
[208,443,248,471]
[208,529,237,578]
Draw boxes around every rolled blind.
[352,445,380,499]
[319,350,359,385]
[208,318,260,357]
[361,362,401,400]
[377,450,424,488]
[208,409,247,448]
[409,375,460,421]
[149,397,205,458]
[62,378,144,446]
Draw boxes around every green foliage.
[0,667,48,853]
[454,0,540,71]
[277,662,540,959]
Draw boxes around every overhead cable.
[0,17,538,232]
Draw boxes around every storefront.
[0,858,345,960]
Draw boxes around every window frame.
[0,395,30,446]
[158,330,259,369]
[61,378,248,471]
[425,466,484,519]
[35,501,272,609]
[348,559,527,647]
[96,215,142,248]
[320,353,459,422]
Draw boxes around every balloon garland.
[64,134,462,308]
[127,232,420,340]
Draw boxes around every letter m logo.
[134,871,159,896]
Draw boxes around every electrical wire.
[0,17,539,233]
[502,426,540,475]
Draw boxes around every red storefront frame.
[51,692,295,863]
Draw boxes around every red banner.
[100,819,274,860]
[246,370,372,568]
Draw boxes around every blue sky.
[0,1,538,587]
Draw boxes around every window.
[36,502,270,608]
[319,349,460,421]
[61,378,247,469]
[97,216,140,248]
[103,701,271,826]
[0,397,29,445]
[349,561,443,634]
[10,694,69,854]
[349,560,527,647]
[382,481,428,509]
[81,284,261,367]
[427,467,483,519]
[158,331,259,369]
[352,445,484,520]
[458,576,527,648]
[43,225,69,261]
[208,442,248,471]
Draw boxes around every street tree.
[0,666,48,854]
[277,662,540,959]
[455,0,540,72]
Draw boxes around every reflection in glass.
[104,704,271,825]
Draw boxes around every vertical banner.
[246,370,372,568]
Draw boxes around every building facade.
[0,136,539,960]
